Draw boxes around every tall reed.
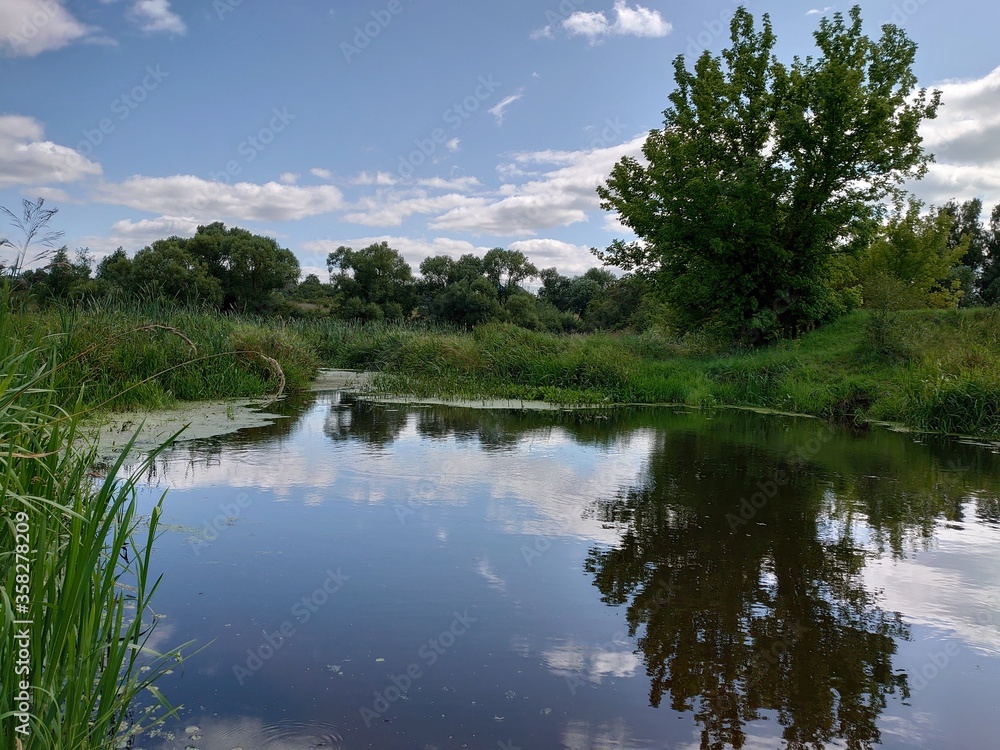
[1,286,184,750]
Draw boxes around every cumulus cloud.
[71,215,203,258]
[25,186,73,203]
[310,167,333,180]
[94,175,343,222]
[910,66,1000,206]
[301,235,491,277]
[0,0,95,57]
[0,115,102,188]
[341,187,484,227]
[278,172,299,185]
[548,1,672,42]
[509,239,597,276]
[109,214,200,243]
[416,176,480,192]
[428,135,646,235]
[130,0,185,34]
[350,170,398,186]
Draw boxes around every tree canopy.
[598,5,941,342]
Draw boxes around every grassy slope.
[306,309,1000,438]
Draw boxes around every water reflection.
[138,396,1000,750]
[585,422,910,749]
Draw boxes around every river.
[131,390,1000,749]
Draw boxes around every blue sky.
[2,0,999,279]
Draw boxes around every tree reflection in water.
[585,427,909,750]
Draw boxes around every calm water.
[132,392,1000,750]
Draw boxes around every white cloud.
[129,0,185,35]
[806,6,832,15]
[603,213,631,235]
[529,24,554,41]
[561,1,671,42]
[543,639,641,684]
[310,167,333,180]
[94,175,343,222]
[489,92,524,125]
[909,65,1000,206]
[0,0,95,57]
[429,135,646,235]
[72,214,202,258]
[109,214,200,243]
[278,172,299,185]
[416,176,480,192]
[301,235,491,275]
[351,170,398,186]
[509,239,597,276]
[610,1,671,37]
[23,186,73,203]
[0,115,102,188]
[445,138,461,152]
[342,189,483,227]
[563,11,611,39]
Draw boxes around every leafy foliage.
[598,5,941,342]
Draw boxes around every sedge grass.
[1,290,186,750]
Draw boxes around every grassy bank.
[7,298,320,412]
[298,309,1000,438]
[7,295,999,438]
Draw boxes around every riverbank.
[8,299,1000,439]
[6,301,320,410]
[343,310,1000,439]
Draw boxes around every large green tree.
[186,222,300,312]
[482,248,538,302]
[128,238,223,307]
[597,6,940,342]
[327,241,416,320]
[981,204,1000,306]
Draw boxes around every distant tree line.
[8,220,653,333]
[8,195,1000,339]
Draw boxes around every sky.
[2,0,1000,280]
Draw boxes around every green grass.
[8,295,999,438]
[296,310,1000,438]
[1,290,186,750]
[7,298,321,412]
